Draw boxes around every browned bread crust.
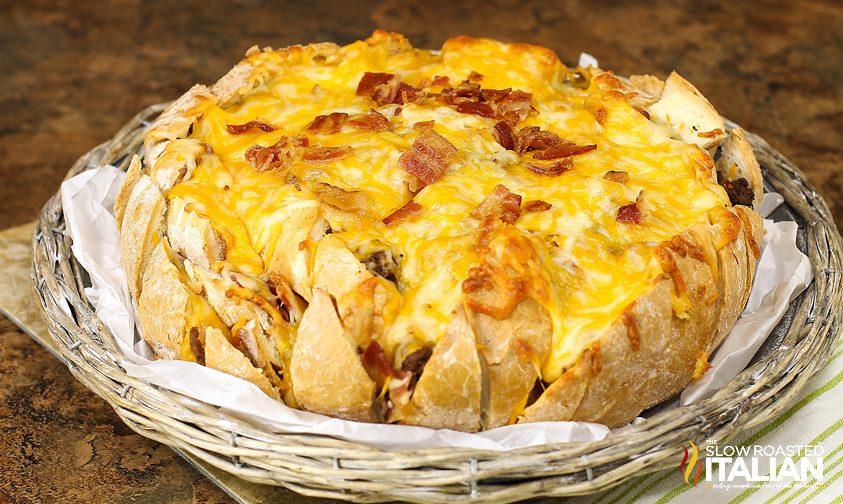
[117,31,764,431]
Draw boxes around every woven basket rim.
[30,103,843,502]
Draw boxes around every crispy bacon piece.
[617,202,642,223]
[383,200,423,226]
[356,72,421,106]
[604,170,630,184]
[514,126,560,154]
[526,158,573,176]
[533,143,597,160]
[456,101,495,118]
[493,121,515,150]
[306,112,348,134]
[480,88,512,103]
[431,75,450,87]
[467,70,483,83]
[226,121,275,134]
[356,72,396,101]
[439,82,483,105]
[244,136,307,172]
[472,184,522,224]
[497,90,533,124]
[395,82,423,104]
[309,181,368,213]
[347,110,391,132]
[523,200,552,212]
[398,128,458,185]
[302,146,351,163]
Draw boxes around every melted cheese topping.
[159,33,730,382]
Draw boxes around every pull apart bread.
[115,31,763,431]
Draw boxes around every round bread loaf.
[115,31,764,431]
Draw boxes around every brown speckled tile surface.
[1,1,841,502]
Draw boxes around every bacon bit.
[467,70,483,82]
[526,158,573,176]
[514,126,560,154]
[533,143,597,160]
[616,202,641,223]
[480,88,512,103]
[621,311,640,351]
[438,82,482,106]
[201,143,214,154]
[383,200,423,226]
[393,107,402,116]
[398,128,458,185]
[356,72,396,102]
[493,121,515,150]
[523,200,552,213]
[309,182,368,213]
[362,341,393,387]
[593,107,608,125]
[244,136,306,172]
[189,327,205,366]
[456,101,495,118]
[472,184,522,224]
[497,90,534,124]
[698,128,724,138]
[633,106,651,120]
[452,81,482,99]
[302,146,351,163]
[431,75,450,87]
[395,82,423,104]
[603,170,630,184]
[355,72,421,106]
[226,121,276,134]
[306,112,348,134]
[347,110,391,132]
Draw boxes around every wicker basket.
[30,103,843,503]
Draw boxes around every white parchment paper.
[60,166,811,451]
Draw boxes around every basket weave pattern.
[30,104,843,502]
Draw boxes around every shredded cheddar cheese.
[157,33,731,382]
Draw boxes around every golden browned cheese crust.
[118,31,764,431]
